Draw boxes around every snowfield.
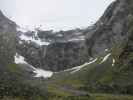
[112,58,115,66]
[14,53,53,78]
[56,58,98,74]
[70,58,98,74]
[19,34,50,46]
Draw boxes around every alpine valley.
[1,0,133,100]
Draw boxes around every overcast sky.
[0,0,115,31]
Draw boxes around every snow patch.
[19,34,50,46]
[56,58,97,74]
[100,53,111,64]
[18,41,23,45]
[33,69,53,78]
[17,27,28,33]
[105,49,109,52]
[14,53,26,64]
[70,58,98,74]
[14,53,53,78]
[112,58,115,66]
[68,36,85,42]
[89,57,94,61]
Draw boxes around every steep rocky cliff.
[86,0,129,57]
[17,29,90,71]
[0,10,16,66]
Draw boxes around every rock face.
[119,0,133,67]
[0,10,16,66]
[86,0,129,57]
[17,29,89,71]
[81,0,133,94]
[44,41,88,71]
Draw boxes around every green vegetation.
[46,42,133,99]
[0,63,47,100]
[2,94,133,100]
[47,93,133,100]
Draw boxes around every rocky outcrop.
[86,0,129,57]
[118,0,133,67]
[0,10,16,66]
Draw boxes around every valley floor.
[2,94,133,100]
[47,83,133,100]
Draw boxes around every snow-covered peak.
[17,26,50,46]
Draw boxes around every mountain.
[16,28,90,71]
[0,0,133,100]
[0,10,48,99]
[45,0,133,100]
[16,0,130,72]
[86,0,129,57]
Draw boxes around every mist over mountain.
[0,0,115,31]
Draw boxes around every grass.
[47,84,72,97]
[46,43,133,99]
[0,96,44,100]
[90,93,133,100]
[47,92,133,100]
